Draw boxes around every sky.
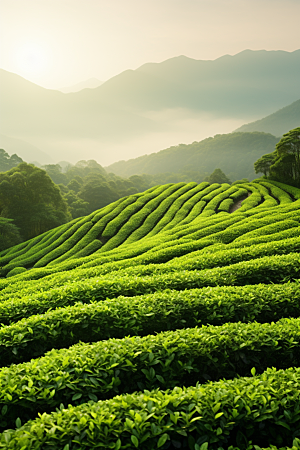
[1,0,300,90]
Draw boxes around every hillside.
[106,131,280,180]
[0,133,53,165]
[235,99,300,136]
[0,179,300,448]
[1,49,299,164]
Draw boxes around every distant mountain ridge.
[1,49,299,164]
[235,99,300,136]
[58,78,103,93]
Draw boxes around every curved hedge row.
[0,253,299,326]
[1,318,300,431]
[0,281,298,366]
[1,181,299,277]
[1,367,299,449]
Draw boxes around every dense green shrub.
[0,253,299,325]
[5,267,26,278]
[0,281,299,366]
[1,318,300,430]
[1,367,300,448]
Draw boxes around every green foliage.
[0,149,23,173]
[205,168,231,184]
[5,267,26,278]
[0,163,70,240]
[254,127,300,188]
[271,127,300,187]
[0,251,299,326]
[0,217,22,251]
[1,367,300,448]
[1,318,300,431]
[254,152,276,176]
[0,179,299,446]
[0,281,299,366]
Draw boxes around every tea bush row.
[0,253,299,325]
[155,182,211,232]
[0,281,299,366]
[0,218,83,268]
[1,367,299,449]
[257,181,293,204]
[217,198,234,212]
[1,198,299,286]
[100,184,175,242]
[1,318,300,431]
[202,186,239,212]
[100,184,189,252]
[0,219,92,276]
[122,183,204,244]
[144,183,206,239]
[1,213,298,296]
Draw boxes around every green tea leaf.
[157,433,169,448]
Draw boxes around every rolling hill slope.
[106,131,280,180]
[0,179,300,448]
[235,99,300,136]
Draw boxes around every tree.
[0,163,71,240]
[270,127,300,187]
[79,177,119,213]
[0,217,22,251]
[253,127,300,187]
[254,152,276,176]
[0,149,23,172]
[43,164,68,185]
[63,191,89,219]
[205,168,231,184]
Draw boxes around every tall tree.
[0,163,70,240]
[254,127,300,187]
[254,152,276,176]
[270,127,300,187]
[205,168,231,184]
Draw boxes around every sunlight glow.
[16,43,48,76]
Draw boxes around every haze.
[0,0,299,166]
[1,0,299,89]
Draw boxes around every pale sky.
[1,0,300,89]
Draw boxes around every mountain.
[106,131,280,181]
[1,49,299,164]
[235,99,300,136]
[0,134,53,164]
[105,49,300,115]
[58,78,103,93]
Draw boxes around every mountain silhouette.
[1,49,299,164]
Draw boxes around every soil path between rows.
[229,193,251,213]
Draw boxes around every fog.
[25,110,248,166]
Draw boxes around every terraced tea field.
[0,179,300,449]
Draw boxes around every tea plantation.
[0,179,300,449]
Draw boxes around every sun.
[17,43,48,76]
